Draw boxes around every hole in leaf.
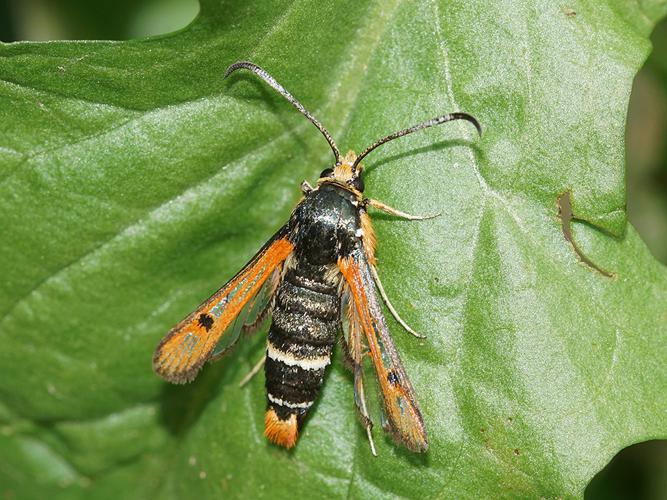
[584,440,667,500]
[0,0,199,42]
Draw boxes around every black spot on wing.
[198,313,214,331]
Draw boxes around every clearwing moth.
[152,61,480,454]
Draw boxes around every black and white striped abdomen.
[265,261,340,425]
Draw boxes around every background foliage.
[1,1,666,498]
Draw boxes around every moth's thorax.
[290,183,361,265]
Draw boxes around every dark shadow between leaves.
[1,0,200,42]
[584,440,667,499]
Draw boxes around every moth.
[153,61,480,454]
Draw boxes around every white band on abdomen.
[267,341,331,371]
[268,393,313,409]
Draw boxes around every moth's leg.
[370,265,425,339]
[353,361,377,456]
[301,180,314,194]
[366,198,440,220]
[347,309,377,456]
[239,354,266,387]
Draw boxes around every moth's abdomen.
[264,262,340,448]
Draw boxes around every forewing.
[153,227,294,383]
[209,265,282,361]
[339,246,428,452]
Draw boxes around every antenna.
[352,112,481,171]
[225,61,342,165]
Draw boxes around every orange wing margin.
[339,250,428,452]
[153,230,293,384]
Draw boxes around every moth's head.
[318,150,364,192]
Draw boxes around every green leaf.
[1,1,666,498]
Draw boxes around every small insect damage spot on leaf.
[513,448,521,456]
[557,191,616,279]
[563,8,576,17]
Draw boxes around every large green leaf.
[1,1,666,498]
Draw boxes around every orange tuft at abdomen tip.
[264,408,299,448]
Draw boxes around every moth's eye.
[319,168,334,178]
[350,175,364,192]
